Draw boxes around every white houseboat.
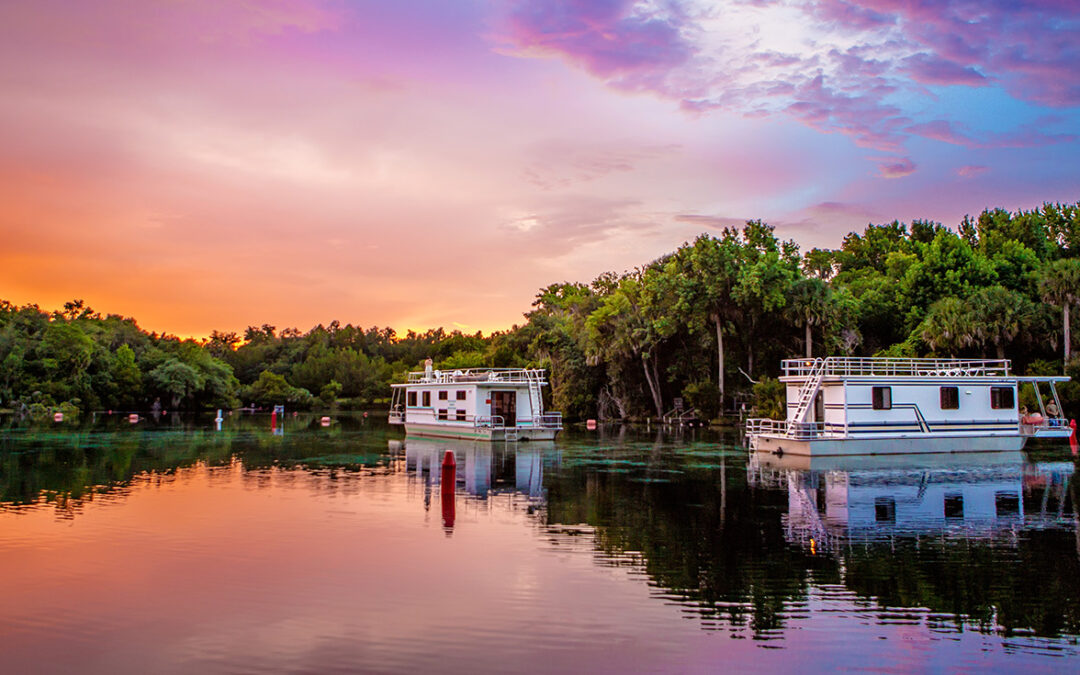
[746,357,1071,456]
[388,362,562,441]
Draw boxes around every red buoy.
[441,450,456,530]
[271,409,277,431]
[1070,419,1077,456]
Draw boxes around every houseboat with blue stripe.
[388,362,562,441]
[746,357,1071,456]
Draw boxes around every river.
[1,413,1077,673]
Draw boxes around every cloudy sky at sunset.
[1,0,1078,337]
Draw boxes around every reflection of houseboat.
[398,438,550,499]
[750,452,1075,551]
[746,357,1071,456]
[388,362,562,441]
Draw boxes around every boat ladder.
[505,428,519,442]
[525,369,544,416]
[788,358,826,431]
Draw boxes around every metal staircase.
[788,357,826,429]
[526,369,544,419]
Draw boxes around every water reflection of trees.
[543,447,837,637]
[0,414,396,516]
[542,442,1080,641]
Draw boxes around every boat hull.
[752,433,1028,457]
[404,423,559,441]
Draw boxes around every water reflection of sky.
[0,418,1077,672]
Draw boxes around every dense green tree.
[898,229,996,327]
[148,358,203,409]
[586,271,670,417]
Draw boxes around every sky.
[1,0,1078,338]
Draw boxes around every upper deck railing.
[402,367,549,385]
[781,357,1010,379]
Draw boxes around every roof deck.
[781,357,1011,379]
[399,367,548,386]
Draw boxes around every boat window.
[422,391,431,407]
[875,497,896,523]
[456,410,466,421]
[944,494,964,519]
[872,386,892,410]
[437,409,448,420]
[407,391,417,407]
[438,390,448,400]
[995,491,1020,517]
[940,387,959,410]
[990,386,1014,409]
[456,390,467,400]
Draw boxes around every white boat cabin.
[747,357,1071,456]
[388,364,562,441]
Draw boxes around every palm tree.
[1039,259,1080,362]
[969,286,1033,359]
[788,277,832,357]
[918,297,975,357]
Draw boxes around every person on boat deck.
[1046,400,1060,420]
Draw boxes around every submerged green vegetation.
[2,202,1079,420]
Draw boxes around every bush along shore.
[2,202,1079,424]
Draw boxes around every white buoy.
[53,412,63,422]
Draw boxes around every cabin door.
[491,391,517,427]
[812,392,824,423]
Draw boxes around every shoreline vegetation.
[2,202,1079,425]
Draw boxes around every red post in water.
[1070,419,1077,456]
[271,409,277,431]
[441,450,456,530]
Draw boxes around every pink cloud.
[956,165,988,178]
[906,120,971,146]
[877,157,916,178]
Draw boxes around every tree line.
[2,202,1078,421]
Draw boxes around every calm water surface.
[1,413,1078,673]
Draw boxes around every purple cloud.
[907,118,1076,149]
[877,157,916,179]
[832,0,1080,106]
[903,53,986,86]
[500,0,695,92]
[495,0,1080,167]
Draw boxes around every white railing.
[781,357,1010,379]
[474,415,505,429]
[406,368,549,385]
[746,418,835,440]
[400,409,562,431]
[388,408,404,425]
